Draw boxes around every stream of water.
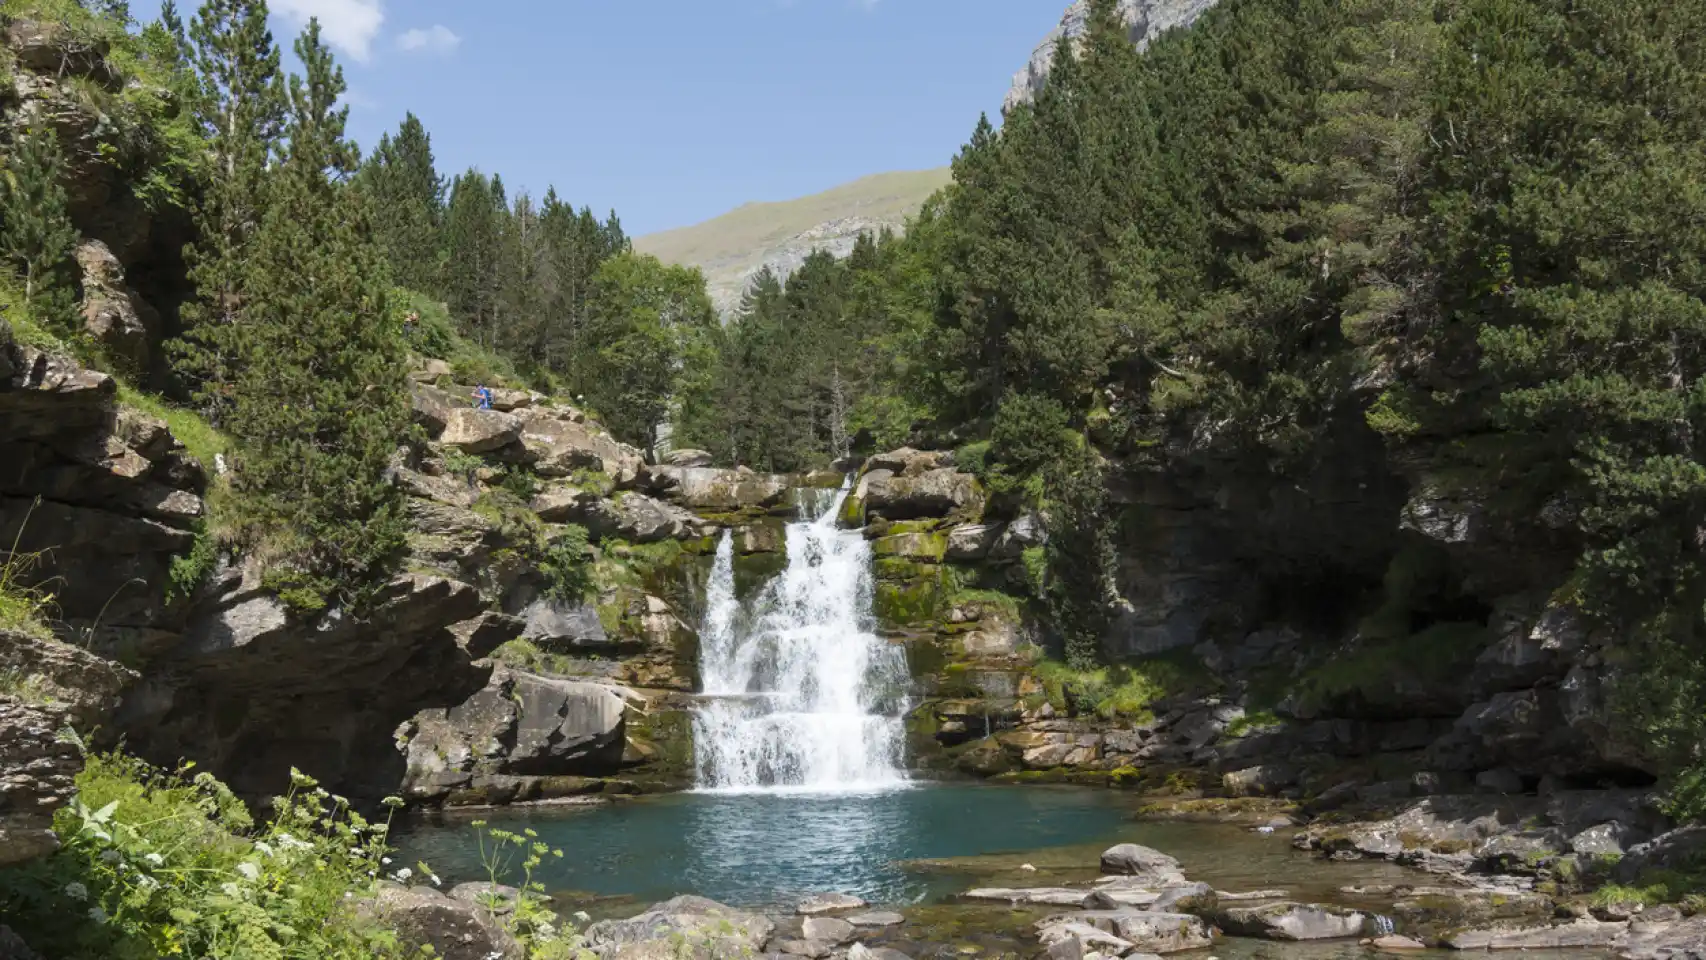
[689,483,911,793]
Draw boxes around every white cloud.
[396,24,461,55]
[272,0,385,62]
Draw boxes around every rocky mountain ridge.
[1005,0,1223,111]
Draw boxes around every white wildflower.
[431,874,443,887]
[573,911,591,923]
[99,849,122,864]
[143,853,165,866]
[236,862,260,881]
[381,857,392,865]
[220,882,243,898]
[394,867,412,881]
[254,841,275,857]
[63,881,88,901]
[88,906,109,925]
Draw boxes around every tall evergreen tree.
[0,127,79,336]
[172,0,284,410]
[441,169,503,348]
[359,112,445,294]
[225,18,411,596]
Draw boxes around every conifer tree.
[172,0,284,410]
[224,18,411,598]
[360,113,445,294]
[441,169,503,347]
[0,127,79,336]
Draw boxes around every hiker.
[472,384,493,410]
[402,310,419,340]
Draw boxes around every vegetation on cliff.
[681,0,1706,812]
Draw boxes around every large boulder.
[946,522,1002,561]
[400,667,628,803]
[665,449,715,468]
[372,885,523,960]
[864,468,982,521]
[1099,843,1187,885]
[516,408,644,485]
[520,597,612,653]
[409,382,460,435]
[643,466,791,514]
[439,408,523,454]
[584,895,774,960]
[532,487,707,544]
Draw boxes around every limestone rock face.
[0,329,205,636]
[115,572,506,804]
[1006,0,1222,111]
[643,465,791,514]
[864,468,982,521]
[0,696,83,868]
[75,239,157,371]
[400,667,628,804]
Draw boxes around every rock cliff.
[1005,0,1223,112]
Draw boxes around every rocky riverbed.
[377,824,1706,960]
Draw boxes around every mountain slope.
[636,168,952,317]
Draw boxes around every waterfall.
[691,481,910,794]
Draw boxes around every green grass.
[115,383,228,470]
[1225,709,1284,738]
[0,499,55,640]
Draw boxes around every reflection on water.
[394,783,1133,909]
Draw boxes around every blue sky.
[132,1,1054,235]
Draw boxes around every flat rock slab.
[1210,901,1369,941]
[800,917,855,944]
[774,940,834,958]
[1373,935,1429,951]
[1445,919,1628,950]
[1043,911,1212,955]
[845,912,905,928]
[965,886,1105,906]
[1036,919,1137,956]
[797,892,867,915]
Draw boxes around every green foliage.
[358,113,444,295]
[462,820,587,958]
[164,521,217,608]
[540,524,594,604]
[0,126,79,339]
[578,252,718,451]
[115,383,228,471]
[211,22,413,605]
[0,754,415,959]
[0,499,54,639]
[1031,659,1171,722]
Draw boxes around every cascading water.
[691,481,910,793]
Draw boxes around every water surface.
[397,783,1134,910]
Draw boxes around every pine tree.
[0,127,79,336]
[359,113,445,294]
[172,0,285,411]
[441,169,503,348]
[224,17,411,599]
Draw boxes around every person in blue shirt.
[472,385,493,410]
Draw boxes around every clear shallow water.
[395,783,1134,910]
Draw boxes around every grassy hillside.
[635,168,952,315]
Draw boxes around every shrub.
[0,753,415,959]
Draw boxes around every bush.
[0,752,415,959]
